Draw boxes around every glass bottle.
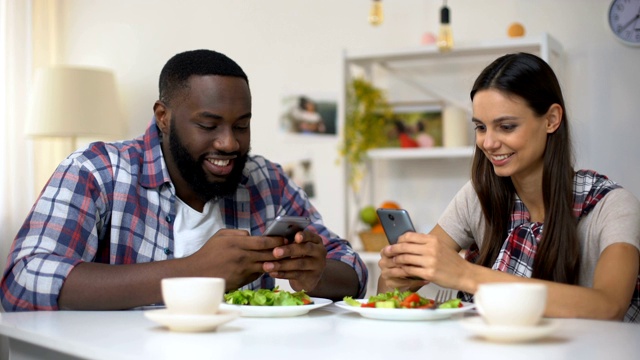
[437,1,453,52]
[369,0,383,26]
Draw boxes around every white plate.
[335,299,475,321]
[144,309,240,332]
[219,297,332,317]
[461,317,559,342]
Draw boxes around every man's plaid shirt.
[1,121,367,311]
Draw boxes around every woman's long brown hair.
[470,53,579,284]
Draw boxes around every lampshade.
[25,66,126,139]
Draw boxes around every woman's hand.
[377,225,467,292]
[377,245,429,293]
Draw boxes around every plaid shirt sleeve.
[1,119,177,312]
[1,146,118,311]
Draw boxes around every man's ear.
[545,103,562,134]
[154,101,170,134]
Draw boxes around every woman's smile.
[488,152,514,166]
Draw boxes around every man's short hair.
[159,49,249,105]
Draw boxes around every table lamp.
[25,66,126,149]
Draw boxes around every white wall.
[51,0,640,240]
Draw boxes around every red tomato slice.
[399,293,422,308]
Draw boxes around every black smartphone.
[263,215,312,241]
[376,208,416,245]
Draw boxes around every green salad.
[344,289,462,309]
[224,286,313,306]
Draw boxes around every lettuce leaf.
[224,286,312,306]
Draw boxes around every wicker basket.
[359,231,388,252]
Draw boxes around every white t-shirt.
[438,181,640,288]
[173,198,224,258]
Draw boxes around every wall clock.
[608,0,640,46]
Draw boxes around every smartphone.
[376,208,416,245]
[263,215,312,241]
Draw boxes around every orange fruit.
[371,223,385,233]
[507,23,525,38]
[379,201,401,210]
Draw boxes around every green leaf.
[343,296,362,307]
[223,287,311,307]
[339,77,393,193]
[438,298,462,309]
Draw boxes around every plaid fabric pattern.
[461,170,639,323]
[1,121,367,311]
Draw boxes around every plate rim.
[334,299,475,320]
[219,296,333,317]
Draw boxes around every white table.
[0,305,638,360]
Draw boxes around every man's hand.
[262,230,327,292]
[186,228,286,290]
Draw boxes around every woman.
[378,52,640,322]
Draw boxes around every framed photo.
[384,102,443,148]
[282,157,316,199]
[280,94,337,136]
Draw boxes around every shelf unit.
[343,33,563,115]
[345,33,563,67]
[367,146,474,160]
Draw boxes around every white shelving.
[367,146,474,160]
[343,33,564,112]
[345,33,563,67]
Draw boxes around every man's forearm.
[307,259,360,301]
[58,259,190,310]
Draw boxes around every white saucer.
[461,317,559,343]
[144,309,240,332]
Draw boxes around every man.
[1,49,367,311]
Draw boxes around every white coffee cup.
[474,283,547,327]
[161,277,225,315]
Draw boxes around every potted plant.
[340,77,393,196]
[339,77,393,247]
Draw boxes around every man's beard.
[169,121,248,202]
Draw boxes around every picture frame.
[282,157,316,199]
[383,101,443,148]
[280,93,337,136]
